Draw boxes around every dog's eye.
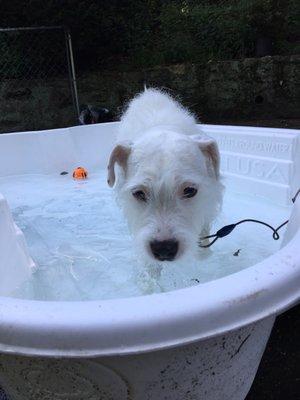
[183,187,198,198]
[132,190,147,202]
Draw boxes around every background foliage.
[1,0,299,71]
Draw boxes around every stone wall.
[0,77,75,133]
[1,55,299,133]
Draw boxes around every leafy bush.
[1,0,298,71]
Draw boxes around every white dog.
[107,89,223,265]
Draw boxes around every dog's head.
[108,129,223,262]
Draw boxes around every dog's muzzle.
[150,239,179,261]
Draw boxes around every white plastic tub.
[0,123,299,400]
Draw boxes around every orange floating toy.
[72,166,88,180]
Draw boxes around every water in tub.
[0,171,290,301]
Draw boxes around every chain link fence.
[0,26,79,133]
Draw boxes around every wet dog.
[108,89,223,265]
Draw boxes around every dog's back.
[118,88,199,141]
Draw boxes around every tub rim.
[0,226,299,357]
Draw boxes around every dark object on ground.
[255,37,273,57]
[233,249,241,256]
[246,304,300,400]
[60,171,68,175]
[79,105,114,125]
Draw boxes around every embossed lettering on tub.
[221,154,290,184]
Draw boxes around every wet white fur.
[118,89,199,141]
[111,88,223,264]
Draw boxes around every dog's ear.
[107,143,132,187]
[192,135,220,179]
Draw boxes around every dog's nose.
[150,239,179,261]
